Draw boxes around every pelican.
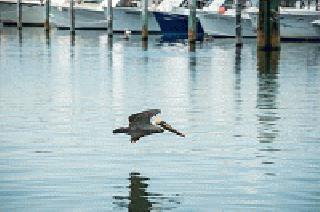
[113,109,185,143]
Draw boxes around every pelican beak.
[154,116,162,125]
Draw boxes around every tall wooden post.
[69,0,75,35]
[188,0,196,46]
[316,0,319,11]
[45,0,50,31]
[257,0,280,51]
[235,0,242,46]
[107,0,113,38]
[141,0,148,41]
[17,0,22,30]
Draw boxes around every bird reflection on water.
[113,172,180,211]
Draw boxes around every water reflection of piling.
[188,0,196,46]
[17,0,22,30]
[107,0,113,38]
[256,51,280,144]
[257,0,280,51]
[45,29,50,46]
[141,0,148,41]
[45,0,50,31]
[142,40,148,51]
[70,33,75,46]
[18,30,22,45]
[234,46,241,73]
[235,0,242,47]
[257,50,280,75]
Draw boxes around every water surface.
[0,28,320,211]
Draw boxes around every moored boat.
[0,0,45,26]
[50,1,107,29]
[102,0,160,33]
[248,6,320,40]
[153,10,204,40]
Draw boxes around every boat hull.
[198,11,256,37]
[0,1,44,26]
[153,11,204,40]
[103,7,160,33]
[50,5,107,29]
[249,9,320,40]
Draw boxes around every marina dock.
[1,0,320,210]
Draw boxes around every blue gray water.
[0,28,320,211]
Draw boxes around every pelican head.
[154,116,162,125]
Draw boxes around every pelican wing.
[130,131,151,143]
[129,109,161,128]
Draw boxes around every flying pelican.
[113,109,185,143]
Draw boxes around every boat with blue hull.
[153,11,204,40]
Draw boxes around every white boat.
[198,9,256,37]
[102,0,160,33]
[50,2,107,29]
[248,6,320,40]
[0,0,45,26]
[197,0,257,37]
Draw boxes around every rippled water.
[0,28,320,211]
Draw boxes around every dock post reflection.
[17,0,22,30]
[142,39,148,51]
[18,29,22,46]
[256,50,280,144]
[70,33,75,46]
[107,0,113,38]
[45,28,50,46]
[44,0,50,31]
[235,46,242,73]
[188,0,196,48]
[233,46,243,130]
[141,0,148,41]
[256,51,280,174]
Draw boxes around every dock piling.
[45,0,50,31]
[235,0,242,47]
[316,0,319,10]
[141,0,148,41]
[69,0,75,35]
[188,0,196,46]
[107,0,113,38]
[17,0,22,30]
[257,0,280,51]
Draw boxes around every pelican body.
[113,109,185,143]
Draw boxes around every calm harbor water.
[0,28,320,211]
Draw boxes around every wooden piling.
[107,0,113,38]
[235,0,242,47]
[141,0,148,41]
[69,0,75,35]
[45,0,50,31]
[188,0,196,45]
[17,0,22,30]
[316,0,319,11]
[257,0,280,51]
